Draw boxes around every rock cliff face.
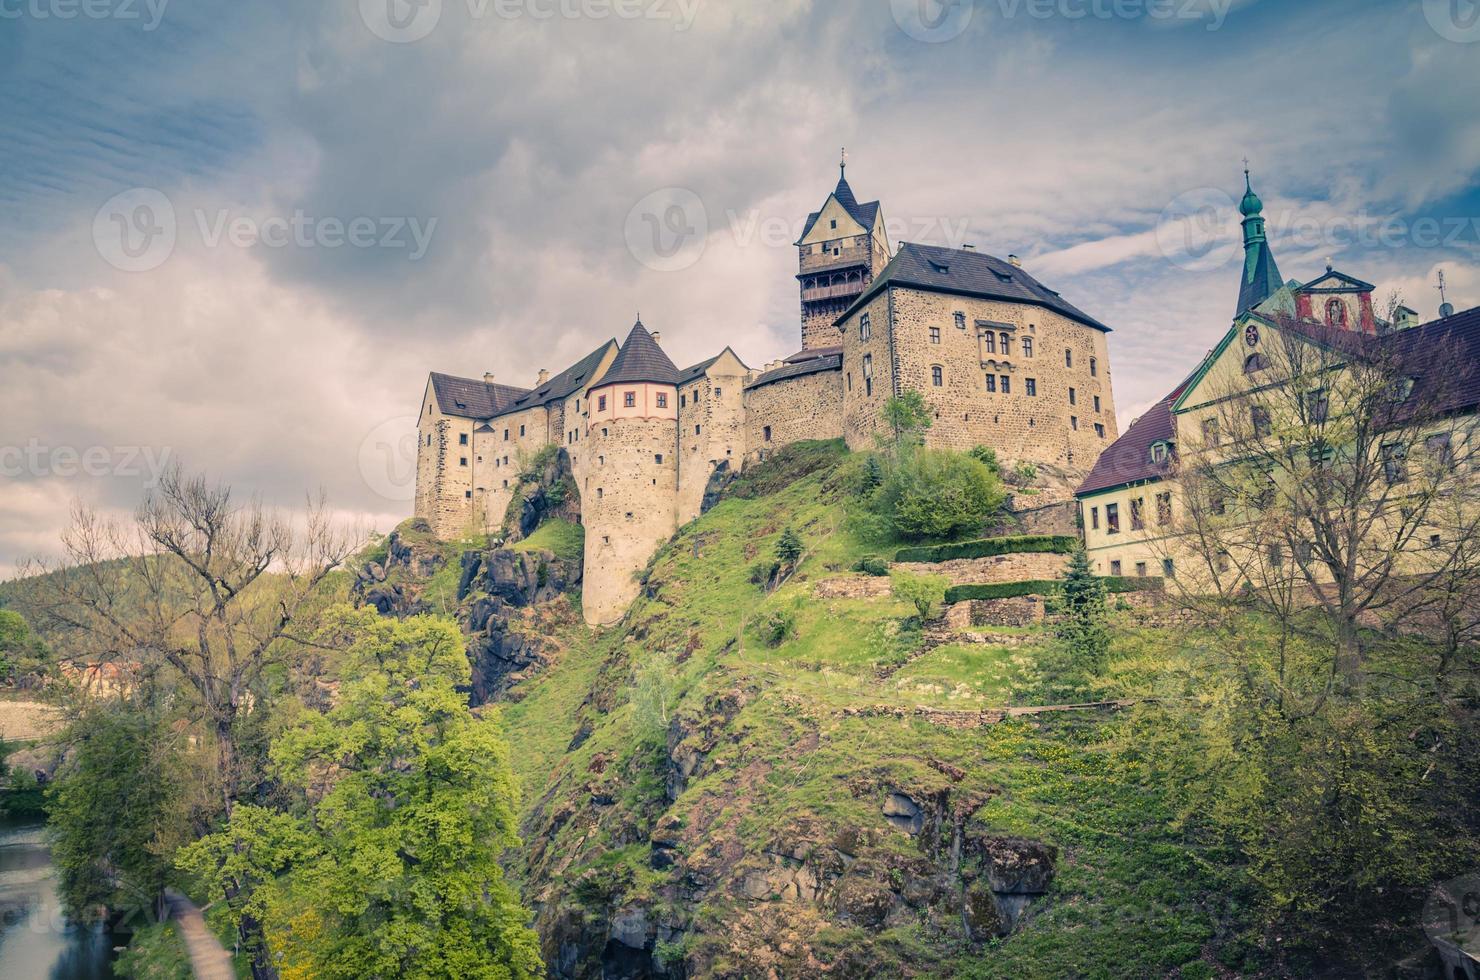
[457,547,581,705]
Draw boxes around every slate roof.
[1077,379,1191,496]
[746,352,843,390]
[839,243,1110,332]
[798,174,881,242]
[784,345,842,363]
[494,340,617,417]
[430,373,530,419]
[676,354,720,387]
[595,320,681,387]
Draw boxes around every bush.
[968,445,1001,476]
[749,560,781,588]
[890,569,949,621]
[874,448,1006,541]
[894,534,1077,564]
[944,576,1163,603]
[775,527,803,569]
[852,556,890,577]
[762,610,796,648]
[1008,461,1038,486]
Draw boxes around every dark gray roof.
[595,320,681,387]
[1237,238,1284,317]
[430,372,530,419]
[783,345,841,363]
[676,354,720,386]
[798,174,881,242]
[746,352,842,391]
[839,243,1110,332]
[494,340,617,417]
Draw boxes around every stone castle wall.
[842,286,1119,473]
[742,369,845,464]
[676,366,748,523]
[581,412,679,625]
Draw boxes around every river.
[0,818,125,979]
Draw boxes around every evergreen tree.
[775,527,804,570]
[1057,548,1109,674]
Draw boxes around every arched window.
[982,331,996,354]
[931,365,944,387]
[999,332,1011,355]
[1326,299,1346,327]
[1244,352,1270,374]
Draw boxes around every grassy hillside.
[494,441,1259,978]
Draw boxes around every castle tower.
[1235,167,1284,316]
[581,319,681,625]
[795,150,890,351]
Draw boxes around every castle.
[415,159,1121,624]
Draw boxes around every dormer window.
[1150,441,1174,465]
[928,260,949,273]
[1389,377,1416,402]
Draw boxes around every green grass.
[114,921,192,979]
[510,519,584,562]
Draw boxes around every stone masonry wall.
[582,414,679,625]
[842,286,1119,474]
[677,364,748,524]
[893,551,1070,586]
[742,368,844,465]
[838,290,897,449]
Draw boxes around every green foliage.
[178,608,541,979]
[0,754,46,818]
[967,445,1001,476]
[889,569,949,621]
[1008,461,1039,486]
[510,518,585,562]
[762,610,796,648]
[775,527,804,570]
[1056,549,1109,675]
[894,534,1078,564]
[48,704,186,922]
[861,454,885,493]
[945,576,1164,603]
[749,560,781,588]
[0,608,48,683]
[851,555,890,577]
[872,448,1006,541]
[631,650,678,744]
[113,921,193,979]
[881,390,932,447]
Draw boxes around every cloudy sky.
[2,0,1479,574]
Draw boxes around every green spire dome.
[1238,169,1263,217]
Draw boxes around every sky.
[2,0,1479,575]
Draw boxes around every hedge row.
[895,534,1078,564]
[944,576,1165,604]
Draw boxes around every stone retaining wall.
[894,551,1069,586]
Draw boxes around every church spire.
[1236,164,1284,316]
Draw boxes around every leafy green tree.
[874,449,1005,540]
[0,609,48,684]
[632,649,678,744]
[0,738,46,818]
[881,390,932,449]
[179,609,541,980]
[889,569,949,622]
[967,445,1001,477]
[1056,548,1108,674]
[48,704,187,924]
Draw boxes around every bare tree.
[1160,306,1480,689]
[21,463,361,813]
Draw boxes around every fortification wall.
[744,368,845,465]
[677,367,749,523]
[582,414,679,625]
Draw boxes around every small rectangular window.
[1022,337,1033,357]
[984,374,996,393]
[459,433,469,445]
[1025,378,1037,397]
[1093,395,1101,412]
[1065,349,1073,368]
[931,365,943,387]
[680,394,686,407]
[460,457,468,466]
[624,391,636,408]
[503,429,509,440]
[865,377,873,397]
[1095,423,1105,438]
[763,425,772,442]
[1070,416,1078,430]
[519,425,526,437]
[1090,506,1099,530]
[1110,559,1122,576]
[656,392,668,408]
[1106,502,1120,534]
[1089,357,1098,377]
[1000,375,1011,394]
[714,388,722,397]
[929,326,941,344]
[655,454,663,464]
[1135,561,1148,578]
[1068,387,1076,405]
[1156,492,1172,526]
[464,490,472,499]
[1202,418,1220,446]
[1130,497,1145,531]
[695,424,701,434]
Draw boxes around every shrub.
[944,576,1163,603]
[874,448,1006,541]
[762,610,796,647]
[894,535,1077,564]
[852,556,890,577]
[775,527,803,569]
[749,560,781,588]
[968,445,1001,476]
[890,569,949,621]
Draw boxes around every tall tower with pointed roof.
[582,318,682,624]
[795,151,890,351]
[1236,168,1284,317]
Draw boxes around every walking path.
[163,889,236,980]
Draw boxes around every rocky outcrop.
[504,449,581,542]
[350,524,449,617]
[458,547,582,705]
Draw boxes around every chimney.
[651,331,661,346]
[1007,254,1022,268]
[537,368,549,386]
[482,372,495,384]
[962,243,976,251]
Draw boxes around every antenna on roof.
[1437,271,1455,318]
